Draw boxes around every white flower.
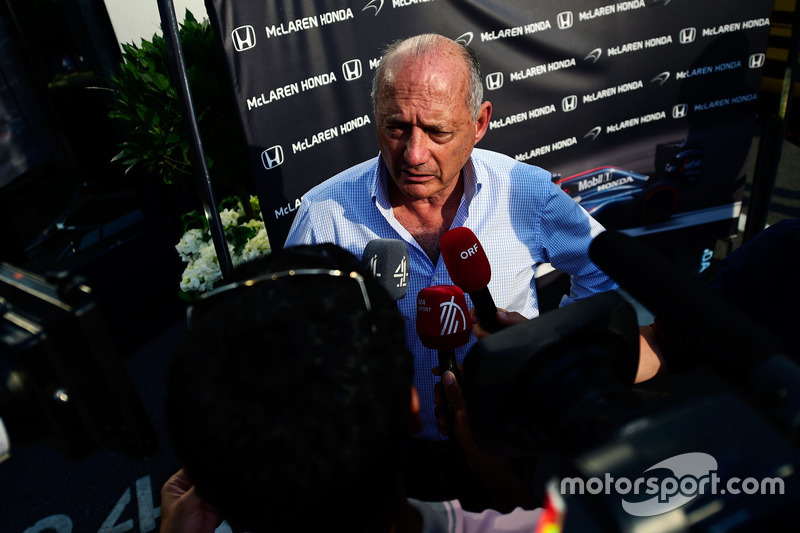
[240,227,271,263]
[176,196,271,295]
[179,243,222,293]
[175,228,208,262]
[219,207,242,228]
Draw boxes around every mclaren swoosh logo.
[651,71,670,85]
[455,32,474,46]
[584,48,602,64]
[584,126,602,140]
[363,0,383,15]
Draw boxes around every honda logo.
[455,32,474,46]
[232,26,256,52]
[363,0,383,15]
[749,53,766,69]
[261,145,284,170]
[672,104,688,119]
[342,59,363,81]
[562,95,578,112]
[485,72,504,91]
[557,12,574,30]
[679,27,696,44]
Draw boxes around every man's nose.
[404,127,429,166]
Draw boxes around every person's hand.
[160,469,219,533]
[636,324,667,383]
[470,307,528,339]
[433,366,534,511]
[433,364,483,467]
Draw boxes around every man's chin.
[398,183,437,200]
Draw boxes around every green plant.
[176,195,271,297]
[108,10,250,204]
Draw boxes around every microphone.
[440,227,502,333]
[417,285,471,441]
[361,238,410,300]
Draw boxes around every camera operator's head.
[166,243,414,533]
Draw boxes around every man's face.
[375,52,490,202]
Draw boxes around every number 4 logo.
[23,476,233,533]
[97,476,158,532]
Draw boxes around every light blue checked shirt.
[285,148,617,440]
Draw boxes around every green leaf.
[107,9,250,191]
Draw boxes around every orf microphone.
[417,285,471,441]
[440,227,501,333]
[361,238,410,300]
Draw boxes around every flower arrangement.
[176,195,271,297]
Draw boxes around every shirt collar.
[373,155,391,210]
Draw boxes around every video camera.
[0,262,157,461]
[463,231,800,531]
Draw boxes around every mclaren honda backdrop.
[206,0,772,272]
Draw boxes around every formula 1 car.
[554,140,703,229]
[554,166,680,228]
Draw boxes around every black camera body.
[0,262,157,460]
[462,232,800,531]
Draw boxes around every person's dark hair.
[166,244,413,532]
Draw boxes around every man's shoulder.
[471,148,551,180]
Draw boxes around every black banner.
[206,0,773,251]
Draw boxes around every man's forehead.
[378,87,467,124]
[380,63,467,107]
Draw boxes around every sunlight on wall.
[104,0,208,46]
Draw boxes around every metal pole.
[744,4,800,242]
[156,0,233,279]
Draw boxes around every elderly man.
[285,33,616,504]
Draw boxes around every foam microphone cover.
[441,227,503,333]
[416,285,472,351]
[361,238,410,300]
[440,227,491,293]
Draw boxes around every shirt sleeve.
[409,498,543,533]
[540,181,618,306]
[461,506,544,533]
[284,198,316,247]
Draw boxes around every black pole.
[156,0,233,279]
[744,5,800,242]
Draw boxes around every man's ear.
[474,101,493,144]
[409,386,422,434]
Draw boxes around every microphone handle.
[470,288,502,333]
[438,349,458,444]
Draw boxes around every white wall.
[104,0,208,46]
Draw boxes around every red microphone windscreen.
[416,285,472,350]
[440,227,491,293]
